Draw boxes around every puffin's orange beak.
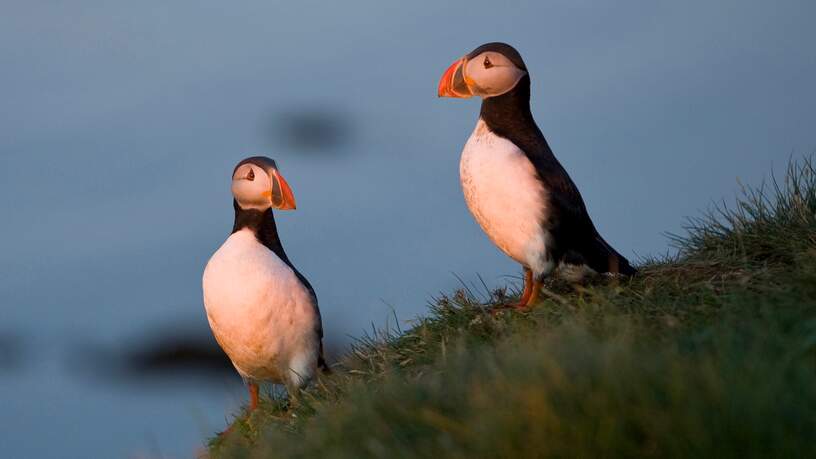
[263,169,297,210]
[437,57,473,98]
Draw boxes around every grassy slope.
[210,159,816,458]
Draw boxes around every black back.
[476,50,635,275]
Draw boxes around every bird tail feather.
[317,342,331,374]
[586,233,637,276]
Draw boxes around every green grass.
[209,158,816,458]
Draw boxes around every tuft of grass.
[672,156,816,266]
[208,157,816,458]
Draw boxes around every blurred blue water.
[1,1,814,457]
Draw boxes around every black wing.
[529,145,636,275]
[477,75,635,275]
[292,270,331,372]
[488,114,635,275]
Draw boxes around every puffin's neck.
[478,75,552,156]
[232,200,292,265]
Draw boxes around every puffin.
[438,42,636,309]
[202,156,327,410]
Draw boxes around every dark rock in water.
[65,325,240,384]
[67,319,341,385]
[124,330,341,378]
[122,332,235,377]
[0,333,22,371]
[262,107,353,152]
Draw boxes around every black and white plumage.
[202,156,327,410]
[439,43,636,308]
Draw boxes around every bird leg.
[492,268,533,314]
[248,382,260,411]
[515,280,544,311]
[516,268,534,307]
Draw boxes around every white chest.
[201,228,319,385]
[459,119,551,275]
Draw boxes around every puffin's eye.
[246,168,255,181]
[484,56,493,69]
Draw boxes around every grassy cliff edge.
[210,158,816,458]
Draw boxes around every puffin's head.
[231,156,296,211]
[438,42,528,99]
